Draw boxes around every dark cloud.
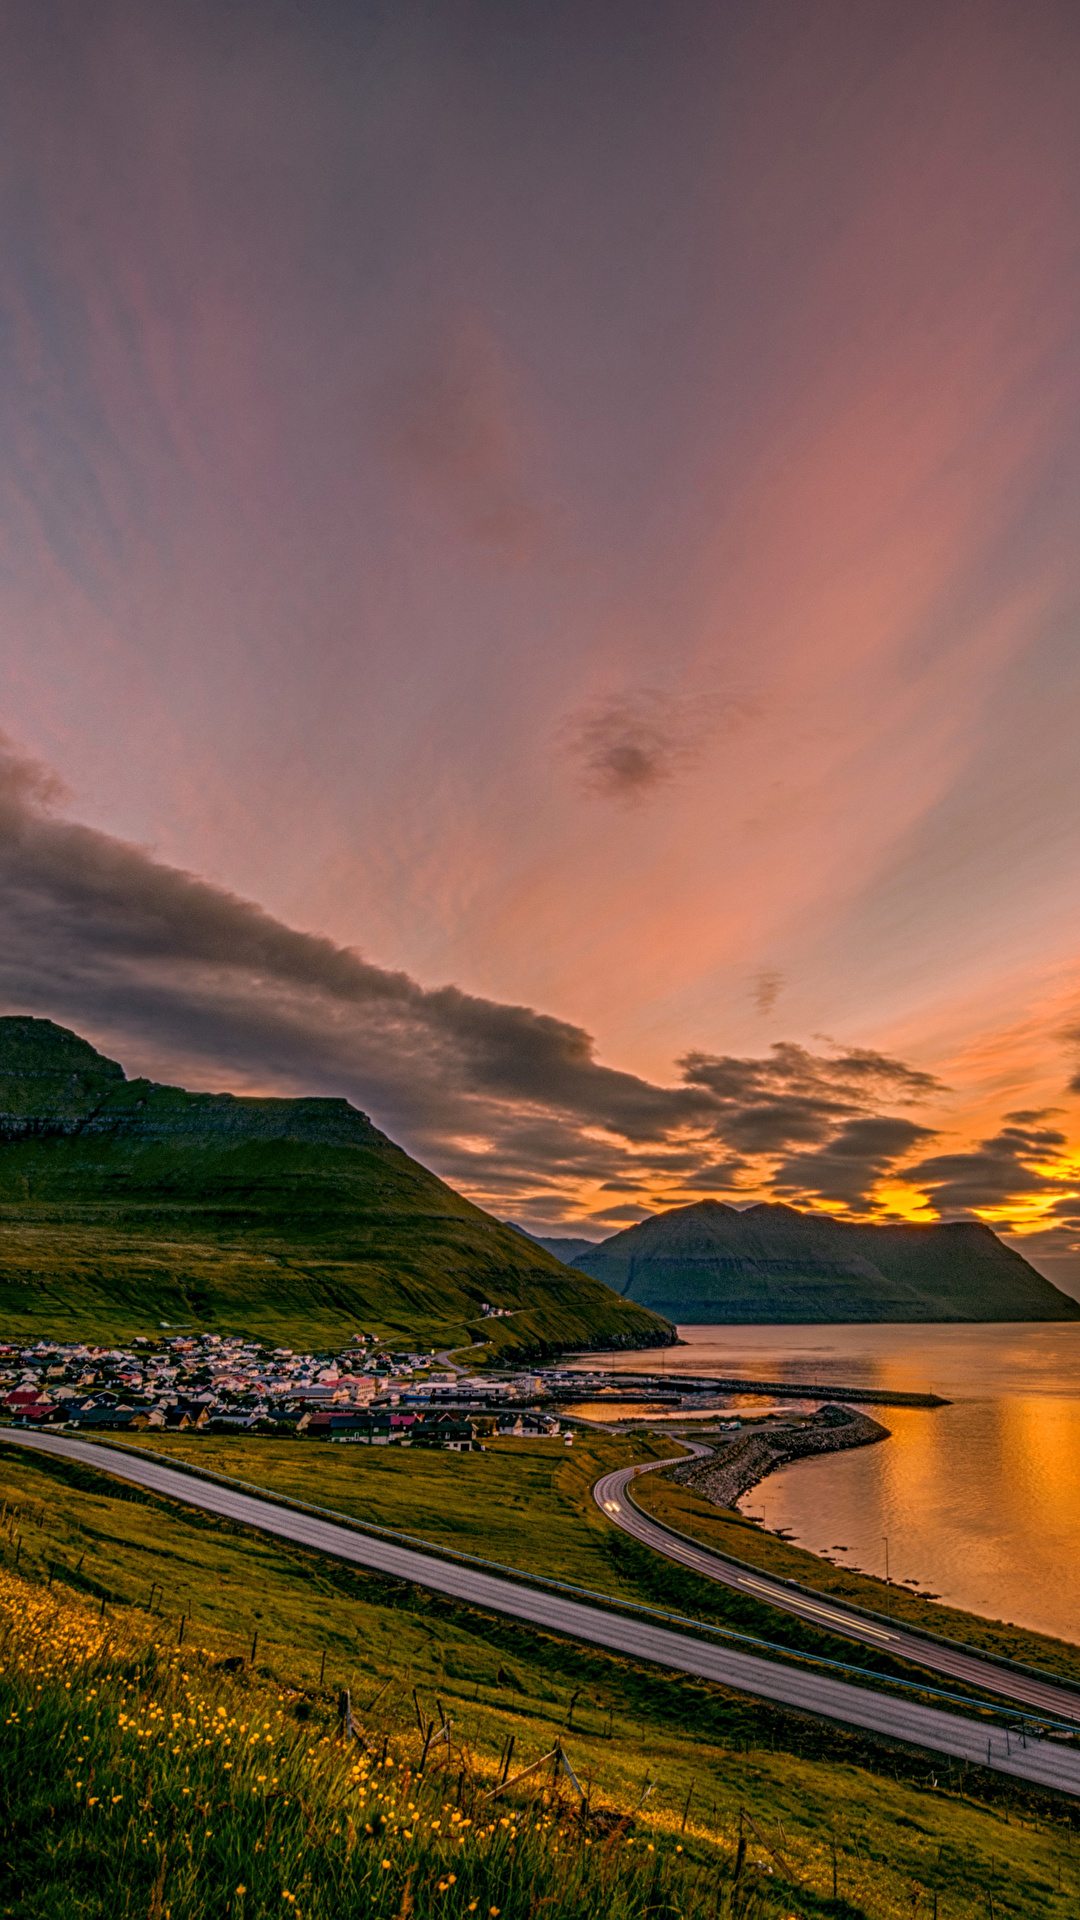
[679,1042,943,1159]
[897,1121,1074,1216]
[772,1116,938,1209]
[678,1157,755,1190]
[563,689,699,801]
[1039,1197,1080,1220]
[0,732,953,1222]
[562,685,754,804]
[682,1042,941,1104]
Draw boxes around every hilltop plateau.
[571,1198,1080,1323]
[0,1017,672,1353]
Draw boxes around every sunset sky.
[2,1,1080,1269]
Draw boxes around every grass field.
[0,1564,789,1920]
[1,1434,1079,1917]
[97,1428,1080,1709]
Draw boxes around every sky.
[2,0,1080,1269]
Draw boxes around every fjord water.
[574,1324,1080,1644]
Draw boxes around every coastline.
[671,1404,890,1510]
[558,1361,947,1407]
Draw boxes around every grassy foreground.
[0,1566,787,1920]
[1,1440,1079,1916]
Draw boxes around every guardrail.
[621,1462,1080,1710]
[3,1427,1078,1740]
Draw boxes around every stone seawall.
[671,1404,890,1510]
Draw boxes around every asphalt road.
[6,1428,1080,1795]
[593,1456,1080,1728]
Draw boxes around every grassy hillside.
[0,1018,671,1354]
[3,1434,1078,1918]
[100,1426,1080,1703]
[574,1200,1080,1323]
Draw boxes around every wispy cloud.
[380,313,548,561]
[561,686,753,804]
[750,969,783,1017]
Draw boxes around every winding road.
[593,1454,1080,1727]
[5,1427,1080,1795]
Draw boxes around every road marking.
[609,1483,900,1647]
[605,1464,1080,1725]
[10,1431,1080,1787]
[736,1574,896,1641]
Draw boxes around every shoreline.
[554,1367,947,1408]
[670,1403,891,1510]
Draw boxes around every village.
[0,1332,580,1451]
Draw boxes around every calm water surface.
[569,1325,1080,1644]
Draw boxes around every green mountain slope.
[571,1198,1080,1323]
[0,1018,672,1353]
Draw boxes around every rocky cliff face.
[0,1017,126,1134]
[0,1017,385,1147]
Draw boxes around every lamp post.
[883,1535,890,1616]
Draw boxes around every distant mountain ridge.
[571,1198,1080,1323]
[506,1225,601,1265]
[0,1017,672,1353]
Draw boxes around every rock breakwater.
[672,1404,890,1509]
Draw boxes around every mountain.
[570,1198,1080,1323]
[0,1017,673,1354]
[505,1225,603,1265]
